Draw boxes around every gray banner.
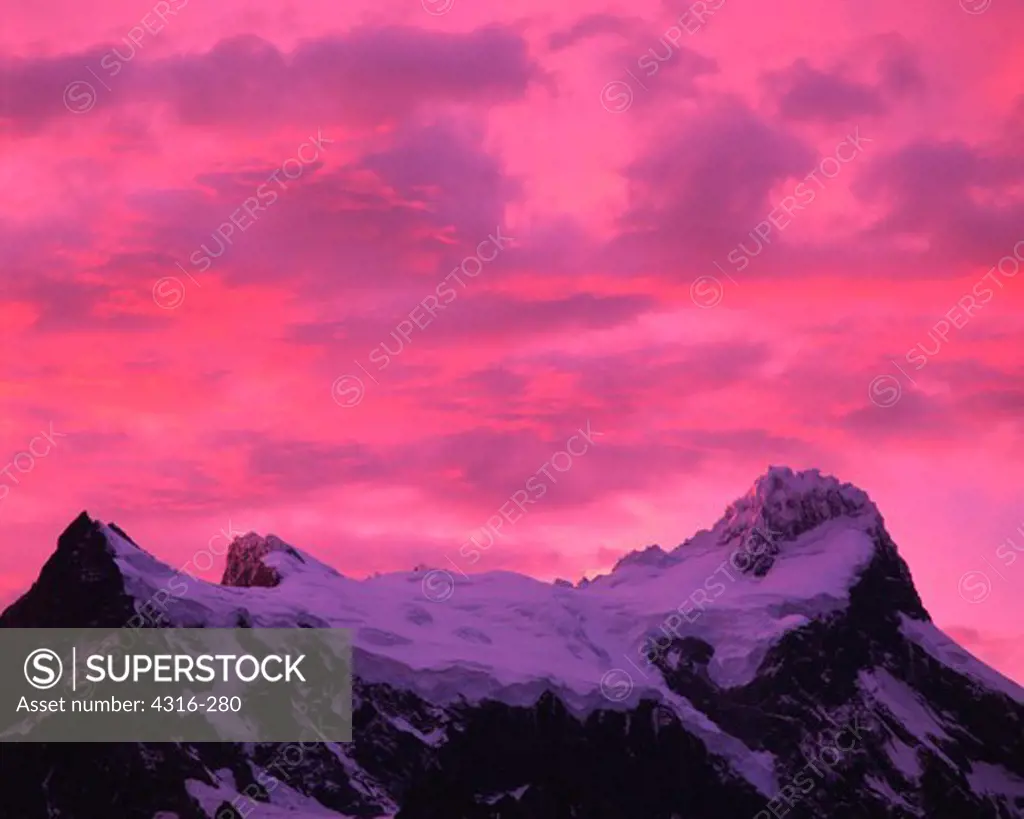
[0,628,352,743]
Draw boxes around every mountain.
[1,466,1023,819]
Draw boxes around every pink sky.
[1,0,1023,684]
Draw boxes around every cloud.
[0,26,542,133]
[764,59,890,124]
[610,97,815,269]
[762,36,925,125]
[116,116,523,310]
[873,33,926,96]
[547,14,642,51]
[855,138,1024,267]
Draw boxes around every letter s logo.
[24,649,63,690]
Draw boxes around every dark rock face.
[653,528,1024,819]
[0,742,219,819]
[0,511,137,629]
[0,682,766,819]
[220,534,304,588]
[395,695,767,819]
[1,509,1023,819]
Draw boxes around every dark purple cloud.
[547,14,642,51]
[610,97,815,267]
[764,59,889,124]
[0,26,542,132]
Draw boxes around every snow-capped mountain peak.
[706,466,881,566]
[608,468,882,583]
[3,472,1023,819]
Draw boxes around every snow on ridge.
[607,520,878,688]
[89,516,859,785]
[95,513,879,677]
[967,761,1024,799]
[858,667,954,756]
[186,768,345,818]
[899,615,1024,704]
[611,544,676,572]
[595,467,882,585]
[94,514,879,701]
